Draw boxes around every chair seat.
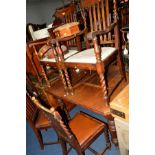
[35,111,51,129]
[65,47,117,64]
[32,28,50,41]
[69,112,105,149]
[40,49,79,62]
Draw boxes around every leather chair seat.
[69,112,105,149]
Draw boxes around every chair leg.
[59,69,69,96]
[57,42,73,95]
[107,119,118,146]
[93,124,110,155]
[40,65,51,87]
[76,35,82,51]
[60,139,68,155]
[96,67,109,105]
[117,51,127,81]
[34,128,44,150]
[93,37,109,105]
[76,149,85,155]
[103,126,111,149]
[63,67,74,95]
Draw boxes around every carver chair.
[31,94,111,155]
[47,0,126,105]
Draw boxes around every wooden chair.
[26,72,73,150]
[27,39,61,88]
[31,95,111,155]
[26,91,60,150]
[48,2,82,51]
[47,0,126,105]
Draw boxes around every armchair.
[47,0,126,105]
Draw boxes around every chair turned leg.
[97,70,109,106]
[40,65,51,87]
[63,68,74,95]
[55,41,73,96]
[59,69,69,96]
[93,37,109,105]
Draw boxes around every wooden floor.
[44,65,129,116]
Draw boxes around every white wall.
[26,0,68,25]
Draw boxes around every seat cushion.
[69,112,105,149]
[35,111,51,129]
[65,47,117,64]
[40,49,79,62]
[32,28,50,40]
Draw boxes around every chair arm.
[86,22,116,40]
[28,38,50,48]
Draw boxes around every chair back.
[80,0,119,46]
[26,92,38,123]
[54,3,79,48]
[55,3,77,24]
[26,23,49,41]
[26,41,51,87]
[31,95,81,149]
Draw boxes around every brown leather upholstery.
[69,112,105,149]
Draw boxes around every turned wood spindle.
[56,41,74,95]
[32,46,51,87]
[52,44,69,96]
[93,37,109,105]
